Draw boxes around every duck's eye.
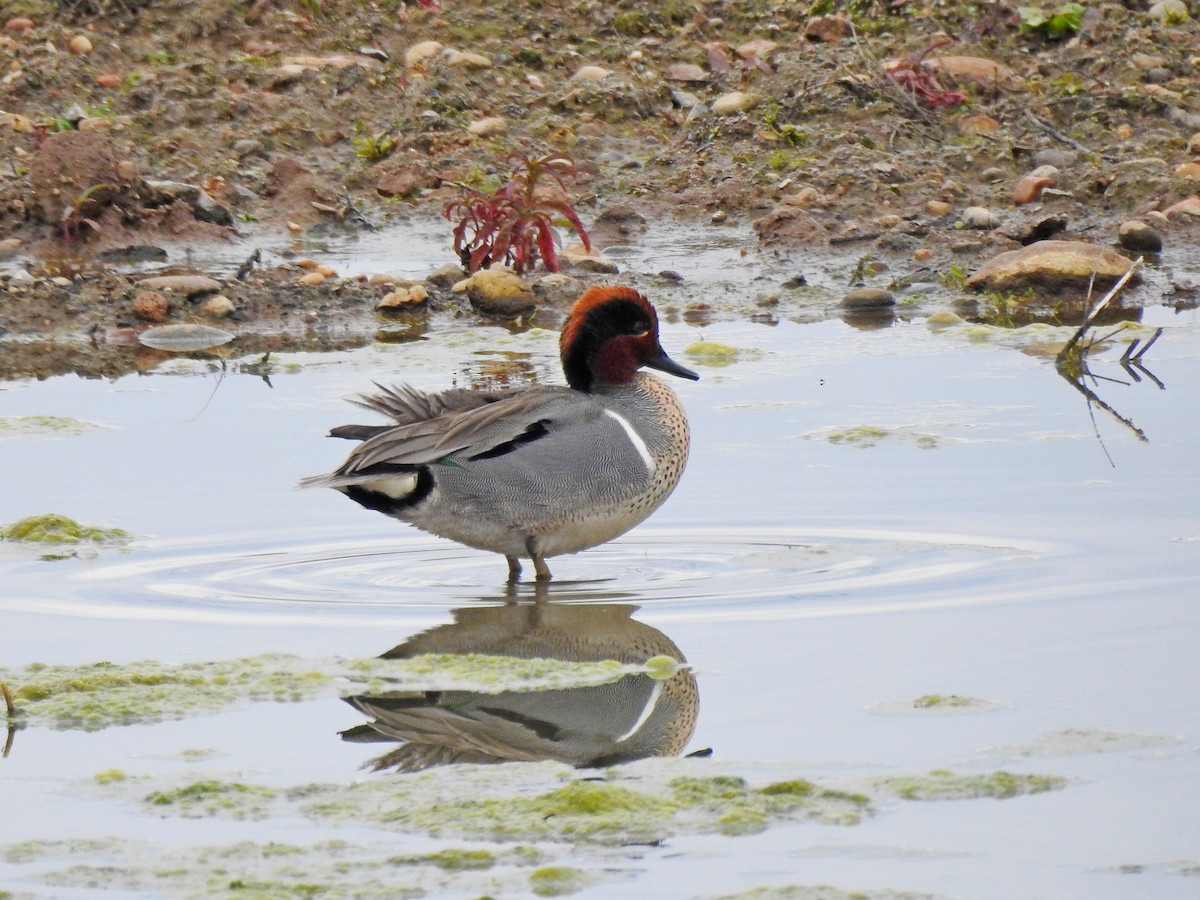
[630,317,651,335]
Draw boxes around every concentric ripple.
[0,526,1074,625]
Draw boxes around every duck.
[301,285,698,581]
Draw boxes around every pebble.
[1188,132,1200,155]
[1175,162,1200,180]
[198,294,235,318]
[405,40,443,69]
[1014,174,1054,205]
[298,271,326,286]
[1117,220,1163,253]
[560,243,619,274]
[443,49,492,68]
[926,55,1015,84]
[960,114,999,135]
[467,116,508,137]
[842,287,896,310]
[67,34,92,54]
[1148,0,1189,22]
[667,63,708,82]
[961,206,998,229]
[572,65,611,82]
[736,39,777,59]
[0,237,22,258]
[1164,196,1200,217]
[711,91,760,115]
[376,285,428,310]
[136,274,221,296]
[95,72,121,89]
[4,17,34,31]
[926,200,953,217]
[804,14,851,42]
[132,291,170,322]
[462,268,536,317]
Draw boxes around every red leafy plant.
[883,38,968,109]
[444,153,591,275]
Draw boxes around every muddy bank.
[2,0,1200,376]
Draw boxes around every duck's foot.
[506,555,522,582]
[532,554,552,581]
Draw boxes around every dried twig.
[1056,257,1144,367]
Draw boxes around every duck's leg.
[506,555,522,582]
[525,537,552,582]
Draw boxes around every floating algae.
[875,769,1066,801]
[0,655,334,730]
[0,513,131,546]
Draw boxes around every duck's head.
[560,286,700,392]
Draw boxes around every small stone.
[132,291,170,322]
[926,55,1015,84]
[560,243,619,274]
[467,116,507,137]
[443,49,492,68]
[1117,220,1163,253]
[376,285,428,310]
[1188,132,1200,155]
[842,287,896,310]
[368,273,398,286]
[736,39,777,59]
[136,275,221,296]
[667,63,708,82]
[781,186,822,207]
[5,17,34,32]
[94,73,121,89]
[711,91,760,115]
[804,14,851,42]
[0,237,22,258]
[464,268,536,316]
[298,271,326,286]
[913,247,933,262]
[1148,0,1189,23]
[961,206,998,229]
[1175,162,1200,180]
[1165,196,1200,217]
[67,34,92,54]
[572,65,611,82]
[1014,174,1054,205]
[926,200,953,217]
[404,40,443,69]
[316,264,336,277]
[198,295,235,318]
[960,114,1000,136]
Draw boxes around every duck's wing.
[301,385,585,488]
[328,383,514,440]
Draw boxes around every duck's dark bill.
[647,350,700,381]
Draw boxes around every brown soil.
[1,0,1198,377]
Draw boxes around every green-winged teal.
[302,286,698,580]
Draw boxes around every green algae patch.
[530,865,589,896]
[0,415,108,439]
[912,694,978,709]
[1,513,131,546]
[684,340,740,367]
[344,652,661,694]
[391,848,495,871]
[146,780,278,819]
[822,426,940,450]
[93,768,127,785]
[876,769,1067,801]
[714,886,946,899]
[0,655,335,731]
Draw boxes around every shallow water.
[2,229,1199,898]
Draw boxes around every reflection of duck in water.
[301,287,698,582]
[341,603,699,772]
